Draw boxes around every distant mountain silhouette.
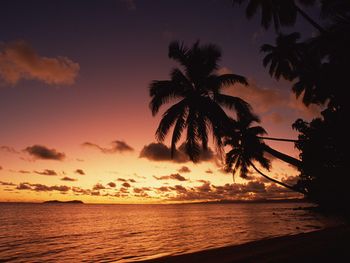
[43,200,84,204]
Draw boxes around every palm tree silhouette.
[260,32,331,107]
[232,0,325,33]
[224,117,305,193]
[260,32,303,81]
[149,41,254,162]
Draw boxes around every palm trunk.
[263,144,302,168]
[249,161,306,195]
[257,136,298,143]
[294,4,326,34]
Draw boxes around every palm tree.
[261,32,331,107]
[149,41,254,162]
[232,0,325,33]
[224,117,305,193]
[260,32,303,81]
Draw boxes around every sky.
[0,0,320,203]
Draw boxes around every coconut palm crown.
[149,41,254,162]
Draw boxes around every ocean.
[0,202,343,262]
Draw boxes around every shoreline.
[139,226,350,263]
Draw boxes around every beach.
[140,226,350,263]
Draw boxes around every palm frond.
[171,108,188,158]
[168,41,188,66]
[214,94,256,121]
[185,108,201,162]
[149,80,184,115]
[155,99,187,141]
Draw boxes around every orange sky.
[0,0,318,203]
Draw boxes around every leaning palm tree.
[232,0,325,33]
[224,117,305,193]
[149,41,254,162]
[261,32,303,81]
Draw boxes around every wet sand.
[140,226,350,263]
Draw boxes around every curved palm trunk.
[294,4,326,33]
[263,144,302,168]
[257,136,298,143]
[249,161,306,195]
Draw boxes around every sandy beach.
[140,226,350,263]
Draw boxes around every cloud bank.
[139,143,215,163]
[0,40,79,85]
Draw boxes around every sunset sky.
[0,0,320,203]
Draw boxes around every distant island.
[43,200,84,204]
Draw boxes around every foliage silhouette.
[149,41,254,162]
[260,32,303,81]
[224,117,304,193]
[232,0,325,32]
[234,0,347,209]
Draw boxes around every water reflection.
[0,202,342,262]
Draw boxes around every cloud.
[162,179,301,202]
[18,170,31,174]
[75,169,85,175]
[156,186,170,192]
[153,173,188,182]
[117,178,127,182]
[139,143,215,163]
[0,146,19,154]
[16,183,32,190]
[82,140,134,154]
[93,183,106,191]
[107,182,116,188]
[113,140,134,152]
[178,166,191,173]
[122,182,131,188]
[61,177,77,182]
[218,69,321,122]
[24,145,65,161]
[0,181,16,186]
[0,40,79,85]
[34,169,57,176]
[16,182,70,192]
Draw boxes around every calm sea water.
[0,202,343,262]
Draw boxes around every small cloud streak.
[18,170,31,174]
[0,146,19,154]
[61,177,77,182]
[0,181,16,186]
[82,140,134,154]
[24,145,65,161]
[34,169,57,176]
[153,173,188,182]
[0,40,79,85]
